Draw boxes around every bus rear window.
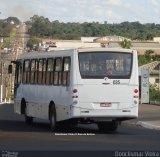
[78,52,132,79]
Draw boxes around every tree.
[138,50,155,66]
[26,37,41,50]
[146,33,154,40]
[149,84,160,101]
[6,17,20,25]
[29,15,52,37]
[0,17,19,39]
[119,39,132,49]
[144,50,154,62]
[27,15,160,40]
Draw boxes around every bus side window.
[62,57,71,86]
[42,59,47,84]
[22,61,25,84]
[17,63,21,84]
[46,58,54,85]
[22,60,30,84]
[54,58,62,85]
[30,59,36,84]
[34,60,38,84]
[15,61,22,84]
[38,59,43,84]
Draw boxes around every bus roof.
[77,47,136,53]
[17,48,136,60]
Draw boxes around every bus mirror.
[8,64,12,74]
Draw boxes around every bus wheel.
[49,105,57,131]
[97,121,118,132]
[24,105,33,125]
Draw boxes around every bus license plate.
[100,102,112,107]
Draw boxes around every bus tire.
[97,121,118,132]
[49,105,57,131]
[24,103,33,125]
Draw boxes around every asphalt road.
[0,103,160,155]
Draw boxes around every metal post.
[0,81,2,102]
[0,55,3,103]
[159,64,160,91]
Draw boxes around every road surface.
[0,103,160,156]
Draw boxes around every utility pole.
[159,64,160,91]
[0,46,3,103]
[0,36,9,102]
[0,11,2,103]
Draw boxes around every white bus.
[10,48,139,132]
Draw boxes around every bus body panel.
[77,84,136,104]
[14,50,75,122]
[70,48,139,120]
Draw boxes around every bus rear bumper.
[70,105,138,122]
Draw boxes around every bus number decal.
[113,80,120,85]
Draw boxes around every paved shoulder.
[136,121,160,130]
[136,104,160,130]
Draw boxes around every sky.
[0,0,160,24]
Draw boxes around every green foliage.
[138,55,147,66]
[0,17,20,49]
[0,17,20,37]
[0,21,13,37]
[26,37,41,50]
[146,33,154,40]
[26,15,160,40]
[138,50,155,66]
[151,55,160,61]
[0,27,16,48]
[119,39,132,49]
[29,15,52,37]
[149,84,160,101]
[5,17,20,25]
[144,50,154,61]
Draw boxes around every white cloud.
[103,10,122,23]
[105,10,116,19]
[0,0,160,23]
[149,0,159,6]
[154,8,159,14]
[148,0,160,15]
[123,2,148,23]
[106,0,122,6]
[124,3,131,8]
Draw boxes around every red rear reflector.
[134,89,138,93]
[72,96,78,98]
[73,89,78,93]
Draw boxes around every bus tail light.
[134,89,138,93]
[133,89,139,99]
[72,89,78,99]
[73,89,78,93]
